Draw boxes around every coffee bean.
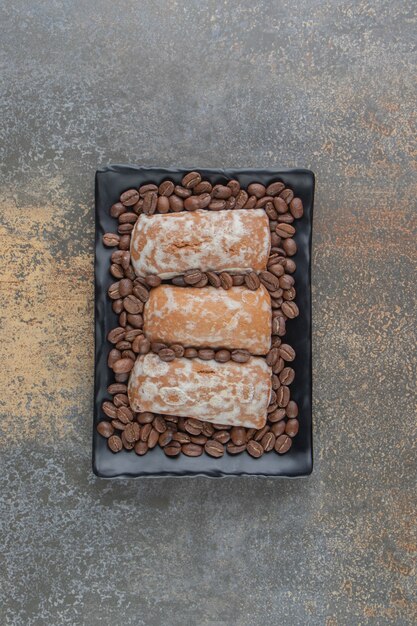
[153,415,167,433]
[247,440,264,458]
[138,336,151,354]
[184,418,203,435]
[124,422,140,443]
[282,238,297,256]
[198,348,215,360]
[182,443,203,457]
[269,220,278,233]
[118,311,127,327]
[278,274,294,289]
[159,180,175,196]
[169,195,184,212]
[164,441,181,456]
[142,192,157,215]
[132,199,143,214]
[219,272,233,290]
[271,233,281,247]
[212,185,232,199]
[277,317,287,337]
[119,212,138,225]
[119,235,131,250]
[102,401,117,419]
[97,421,114,438]
[266,347,279,367]
[190,435,207,445]
[225,196,236,209]
[182,171,201,189]
[107,383,127,395]
[113,393,129,408]
[208,199,226,211]
[256,196,274,208]
[157,196,170,213]
[275,223,295,238]
[134,440,149,455]
[108,435,123,452]
[277,386,290,407]
[110,264,124,279]
[159,430,174,447]
[265,204,278,220]
[286,400,299,419]
[269,389,277,406]
[159,348,176,362]
[284,258,296,273]
[113,358,134,374]
[279,188,294,204]
[254,425,269,442]
[205,440,224,457]
[175,185,192,199]
[231,426,246,446]
[103,233,120,247]
[117,406,134,424]
[137,412,154,424]
[268,408,286,423]
[173,431,191,444]
[243,195,257,209]
[272,357,285,374]
[247,183,266,198]
[226,443,246,454]
[122,349,136,361]
[261,432,276,452]
[271,375,280,390]
[184,193,211,211]
[282,301,299,319]
[114,372,129,383]
[172,276,186,286]
[110,202,126,218]
[231,350,251,363]
[108,349,121,368]
[193,276,208,288]
[151,342,167,353]
[279,367,295,386]
[275,434,292,454]
[244,271,260,290]
[266,181,285,196]
[122,295,142,315]
[212,430,230,444]
[194,181,212,194]
[232,275,245,286]
[277,213,294,224]
[126,314,143,328]
[268,264,285,278]
[227,180,240,196]
[143,276,160,289]
[202,422,215,437]
[235,190,248,209]
[132,284,149,303]
[206,271,221,288]
[184,347,198,358]
[279,344,296,362]
[184,269,203,285]
[139,184,158,196]
[140,422,152,442]
[273,197,288,214]
[215,349,231,363]
[120,189,140,206]
[259,271,280,291]
[124,329,142,342]
[270,421,286,437]
[117,278,132,298]
[170,344,184,358]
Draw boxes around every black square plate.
[94,166,314,478]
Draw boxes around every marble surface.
[0,1,416,624]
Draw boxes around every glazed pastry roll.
[130,209,270,279]
[143,284,272,355]
[128,353,272,428]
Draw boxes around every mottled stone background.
[0,1,416,625]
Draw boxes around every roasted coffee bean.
[231,426,246,446]
[225,196,236,209]
[271,233,281,247]
[118,311,127,327]
[172,275,186,286]
[261,432,276,452]
[226,442,246,454]
[282,301,299,319]
[124,328,142,342]
[137,412,154,424]
[247,183,266,198]
[212,430,231,444]
[279,274,295,289]
[164,441,181,456]
[182,443,203,457]
[111,249,124,264]
[182,171,201,189]
[275,434,292,454]
[159,180,175,196]
[132,198,143,214]
[173,431,191,444]
[219,272,233,290]
[126,314,143,328]
[212,185,232,199]
[113,393,129,408]
[289,197,303,219]
[270,421,286,437]
[184,347,198,358]
[103,233,120,248]
[117,406,134,424]
[190,434,207,445]
[243,195,257,209]
[235,190,248,209]
[139,184,158,196]
[266,181,285,196]
[279,367,295,386]
[110,202,126,218]
[202,422,215,437]
[208,199,226,211]
[276,386,290,407]
[132,284,149,303]
[108,435,123,452]
[122,295,142,314]
[247,440,264,458]
[134,440,149,455]
[159,430,174,447]
[124,422,140,443]
[170,344,184,358]
[256,196,274,209]
[276,223,295,238]
[198,348,215,360]
[113,358,134,374]
[119,235,131,250]
[118,278,133,297]
[153,415,167,434]
[285,419,299,438]
[231,350,251,363]
[205,440,225,458]
[272,317,282,335]
[137,336,151,354]
[254,425,269,442]
[270,288,283,300]
[110,263,124,279]
[279,188,294,204]
[193,180,212,194]
[277,317,287,337]
[282,238,297,256]
[108,349,121,368]
[268,264,285,278]
[259,271,280,291]
[227,179,240,196]
[193,275,208,287]
[119,212,138,225]
[244,271,261,290]
[119,251,130,270]
[122,349,136,361]
[269,389,277,406]
[279,344,296,362]
[266,347,280,367]
[284,258,296,273]
[184,269,203,285]
[268,407,286,423]
[184,418,203,435]
[157,196,170,213]
[169,195,184,212]
[114,372,129,383]
[140,422,152,442]
[206,271,221,288]
[111,419,126,430]
[265,204,278,220]
[277,213,294,224]
[286,400,299,418]
[143,192,157,215]
[271,374,280,390]
[215,349,231,363]
[174,185,192,198]
[272,357,285,374]
[245,428,257,442]
[108,383,127,395]
[269,220,278,233]
[159,348,176,362]
[144,427,157,449]
[145,275,162,288]
[232,275,245,286]
[273,197,288,214]
[184,193,211,211]
[106,325,125,347]
[120,189,140,206]
[151,342,167,353]
[97,420,115,438]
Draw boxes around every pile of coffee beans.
[98,171,303,457]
